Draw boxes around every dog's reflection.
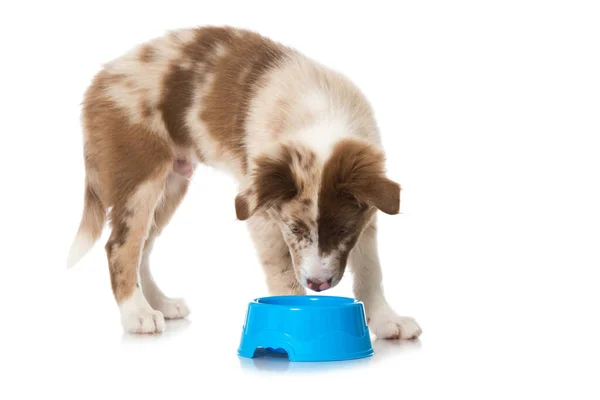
[120,318,192,344]
[238,337,422,373]
[238,352,373,373]
[372,337,422,356]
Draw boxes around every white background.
[1,1,599,399]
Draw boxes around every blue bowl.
[237,295,374,362]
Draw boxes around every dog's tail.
[67,180,105,268]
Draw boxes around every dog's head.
[235,138,400,292]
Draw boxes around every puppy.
[67,26,421,339]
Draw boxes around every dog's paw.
[368,309,422,340]
[153,298,190,320]
[121,309,166,334]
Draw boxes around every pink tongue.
[319,281,330,290]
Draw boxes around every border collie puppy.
[68,26,421,339]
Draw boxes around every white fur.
[139,239,190,320]
[66,232,94,268]
[102,28,197,138]
[243,54,380,189]
[295,113,351,162]
[151,297,189,320]
[349,216,422,339]
[368,302,422,339]
[299,241,326,282]
[119,287,165,334]
[213,43,228,58]
[300,246,340,285]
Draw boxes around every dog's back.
[70,25,382,263]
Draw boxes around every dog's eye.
[290,226,300,234]
[337,228,348,235]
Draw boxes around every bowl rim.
[250,295,363,309]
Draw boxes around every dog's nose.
[306,278,332,292]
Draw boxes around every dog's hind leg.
[139,172,190,319]
[105,163,171,334]
[247,213,306,296]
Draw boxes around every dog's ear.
[347,175,400,215]
[330,139,401,215]
[234,153,299,220]
[234,189,256,221]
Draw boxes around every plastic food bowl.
[237,295,374,362]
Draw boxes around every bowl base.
[238,345,374,362]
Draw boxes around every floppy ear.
[234,189,256,221]
[350,176,400,215]
[331,139,401,215]
[234,154,299,220]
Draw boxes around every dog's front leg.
[349,215,422,340]
[247,213,306,295]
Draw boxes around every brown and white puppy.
[67,26,421,339]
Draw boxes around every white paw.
[154,298,190,320]
[119,288,166,334]
[368,309,422,340]
[121,309,166,334]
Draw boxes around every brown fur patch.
[106,210,131,249]
[234,142,320,224]
[105,228,134,302]
[107,258,136,301]
[141,99,154,119]
[235,195,251,220]
[158,26,290,169]
[78,184,106,243]
[253,148,299,211]
[289,219,311,238]
[160,65,196,147]
[321,138,400,214]
[103,73,127,86]
[318,138,399,255]
[82,71,174,303]
[138,45,155,63]
[197,28,291,172]
[159,27,235,148]
[302,151,316,170]
[83,71,174,208]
